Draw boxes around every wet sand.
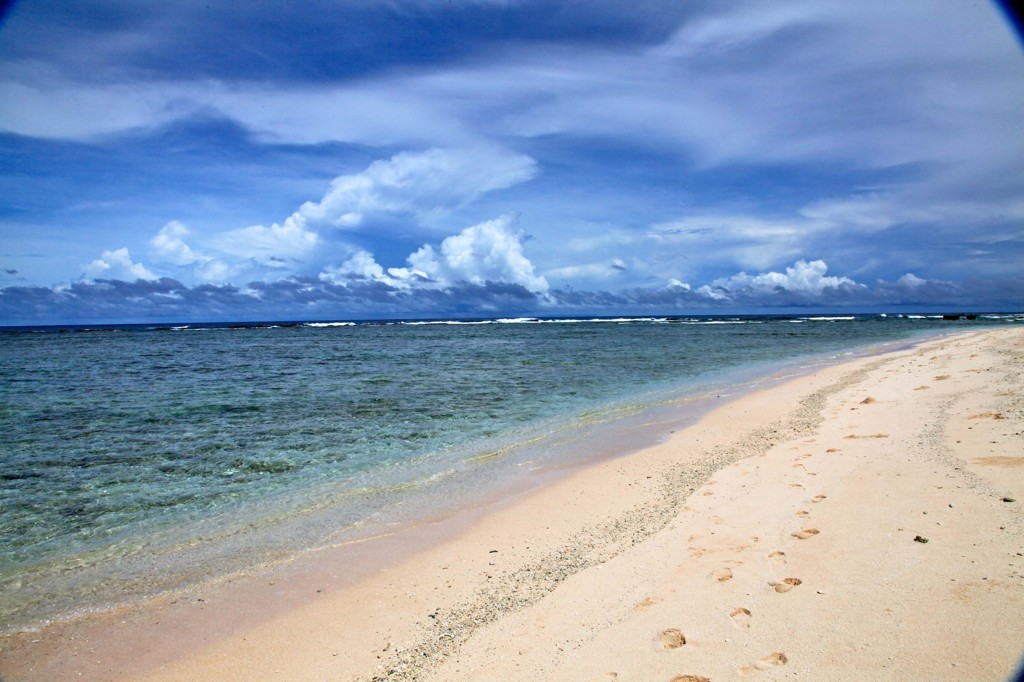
[2,327,1022,681]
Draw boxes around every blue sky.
[1,0,1023,323]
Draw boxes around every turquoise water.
[0,313,1017,630]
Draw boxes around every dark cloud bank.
[3,271,1020,326]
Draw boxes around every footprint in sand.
[755,652,788,669]
[735,535,761,551]
[792,528,819,539]
[730,607,752,629]
[860,397,877,404]
[768,550,786,558]
[657,628,687,649]
[771,578,802,593]
[973,456,1024,467]
[934,374,951,381]
[712,566,734,582]
[788,483,804,488]
[811,494,827,503]
[843,433,889,439]
[668,676,710,682]
[913,385,930,391]
[826,448,841,453]
[738,652,788,676]
[796,510,810,518]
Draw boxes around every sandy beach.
[2,326,1022,681]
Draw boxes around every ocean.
[0,313,1018,632]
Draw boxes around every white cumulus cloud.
[83,248,157,281]
[144,148,537,286]
[409,213,548,293]
[150,221,201,265]
[148,221,243,284]
[895,273,927,288]
[697,259,862,301]
[320,213,548,294]
[319,250,427,290]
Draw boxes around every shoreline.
[2,327,1022,680]
[0,326,922,636]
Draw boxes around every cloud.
[327,250,391,282]
[148,220,247,284]
[650,1,1024,169]
[3,1,1020,191]
[320,213,549,294]
[319,250,420,290]
[408,213,548,292]
[0,74,191,141]
[642,184,1024,284]
[696,259,862,303]
[563,261,1024,311]
[0,276,546,325]
[798,192,1024,237]
[294,148,537,229]
[869,272,961,305]
[83,248,157,281]
[150,220,201,265]
[666,277,689,290]
[2,1,1022,315]
[4,257,1023,325]
[543,258,631,283]
[895,273,928,288]
[212,215,319,261]
[103,148,536,291]
[648,215,811,273]
[178,147,536,286]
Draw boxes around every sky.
[1,0,1023,324]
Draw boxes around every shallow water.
[0,313,1016,631]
